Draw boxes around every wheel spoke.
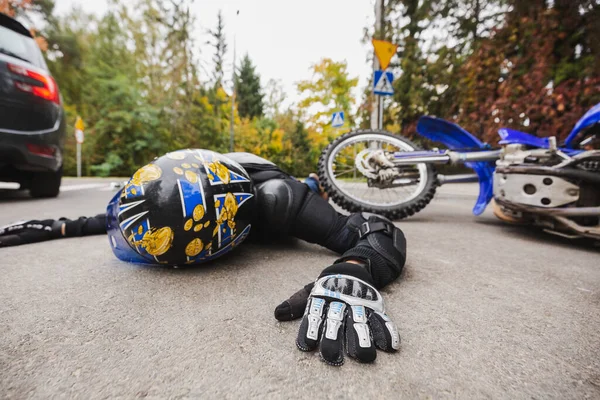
[333,168,356,177]
[324,132,433,211]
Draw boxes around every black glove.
[294,263,400,366]
[0,214,106,247]
[274,282,314,321]
[0,219,63,247]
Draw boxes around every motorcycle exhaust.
[392,150,501,166]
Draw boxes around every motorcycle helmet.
[106,149,255,265]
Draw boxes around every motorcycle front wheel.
[318,129,437,220]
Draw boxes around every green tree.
[387,0,434,132]
[369,0,509,135]
[205,9,228,136]
[45,7,94,108]
[296,58,358,169]
[84,12,168,176]
[296,58,358,132]
[235,54,264,119]
[288,120,313,176]
[209,10,228,88]
[264,79,286,118]
[455,0,600,143]
[33,0,249,177]
[43,6,97,175]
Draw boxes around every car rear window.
[0,25,48,70]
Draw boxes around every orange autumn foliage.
[0,0,33,17]
[0,0,47,51]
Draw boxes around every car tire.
[30,166,62,198]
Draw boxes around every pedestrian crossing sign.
[373,70,394,96]
[331,111,345,128]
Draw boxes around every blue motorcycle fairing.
[498,128,583,156]
[416,116,495,216]
[417,116,488,150]
[564,102,600,149]
[498,128,550,148]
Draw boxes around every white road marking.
[100,186,120,191]
[60,183,110,192]
[1,181,117,192]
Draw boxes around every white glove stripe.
[309,297,325,315]
[325,319,343,340]
[351,305,367,324]
[327,301,345,321]
[325,302,346,340]
[306,298,326,341]
[353,323,372,348]
[385,321,400,350]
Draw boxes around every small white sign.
[75,129,84,144]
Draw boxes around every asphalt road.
[1,178,599,399]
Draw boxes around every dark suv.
[0,13,65,197]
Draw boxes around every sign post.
[371,39,398,130]
[372,69,395,130]
[74,117,85,178]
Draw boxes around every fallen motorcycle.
[318,103,600,240]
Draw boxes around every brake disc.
[354,149,380,179]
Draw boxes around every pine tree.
[209,10,227,88]
[235,54,264,119]
[205,10,228,136]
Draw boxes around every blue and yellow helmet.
[106,149,255,266]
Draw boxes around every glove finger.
[0,222,27,236]
[274,282,314,321]
[319,301,346,366]
[0,229,54,247]
[369,311,401,352]
[345,305,377,363]
[296,297,326,352]
[0,234,22,247]
[16,230,52,245]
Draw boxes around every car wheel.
[30,166,62,198]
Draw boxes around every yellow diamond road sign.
[372,39,398,70]
[75,116,85,131]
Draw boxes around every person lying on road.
[0,149,405,366]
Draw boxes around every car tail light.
[7,63,61,105]
[26,143,56,158]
